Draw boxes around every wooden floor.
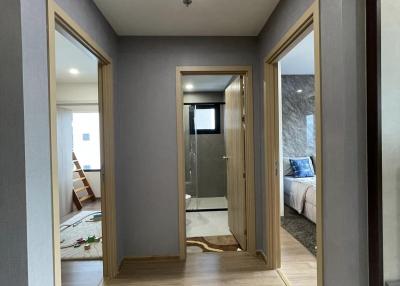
[62,261,103,286]
[103,252,285,286]
[61,199,103,286]
[61,220,316,286]
[61,199,102,223]
[280,228,317,286]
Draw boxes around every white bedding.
[284,176,316,223]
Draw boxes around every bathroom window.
[189,104,221,134]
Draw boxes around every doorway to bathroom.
[176,66,256,259]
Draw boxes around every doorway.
[264,3,323,285]
[55,26,104,283]
[47,2,117,285]
[176,67,256,259]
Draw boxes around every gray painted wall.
[259,0,368,285]
[116,37,259,258]
[257,0,315,258]
[0,1,29,285]
[21,0,55,283]
[0,0,54,285]
[0,0,118,285]
[320,0,368,285]
[282,75,315,157]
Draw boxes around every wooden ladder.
[72,152,96,210]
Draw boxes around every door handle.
[222,156,230,160]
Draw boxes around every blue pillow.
[289,158,315,178]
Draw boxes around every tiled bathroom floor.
[186,196,228,210]
[186,211,231,237]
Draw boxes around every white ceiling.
[93,0,280,36]
[280,31,314,75]
[55,31,98,83]
[182,75,234,92]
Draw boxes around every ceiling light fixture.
[69,68,80,75]
[185,84,194,91]
[296,89,303,93]
[183,0,192,7]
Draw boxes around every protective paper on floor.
[60,211,102,260]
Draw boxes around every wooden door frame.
[176,66,256,260]
[47,1,118,284]
[366,0,383,284]
[263,2,324,285]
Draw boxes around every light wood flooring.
[62,261,103,286]
[103,252,285,286]
[61,199,102,224]
[61,214,316,286]
[61,199,103,286]
[280,228,317,286]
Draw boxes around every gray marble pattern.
[282,75,316,158]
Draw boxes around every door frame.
[176,66,256,260]
[366,0,383,284]
[47,1,118,284]
[263,2,324,285]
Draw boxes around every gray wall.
[21,0,55,284]
[0,0,54,285]
[259,0,368,285]
[116,37,259,258]
[257,0,315,257]
[281,75,315,157]
[0,0,118,285]
[320,0,368,285]
[183,93,227,198]
[0,1,29,285]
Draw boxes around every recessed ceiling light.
[296,89,303,93]
[185,84,194,91]
[69,68,80,75]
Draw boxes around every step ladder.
[72,152,96,210]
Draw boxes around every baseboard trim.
[122,255,180,264]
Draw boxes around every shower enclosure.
[183,102,228,211]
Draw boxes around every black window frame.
[189,103,221,135]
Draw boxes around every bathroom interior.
[183,74,242,253]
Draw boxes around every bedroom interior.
[278,29,318,282]
[183,74,244,253]
[55,26,104,276]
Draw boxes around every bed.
[284,175,316,223]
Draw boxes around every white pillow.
[282,157,293,176]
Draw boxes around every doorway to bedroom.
[55,26,104,284]
[278,29,317,283]
[264,3,321,285]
